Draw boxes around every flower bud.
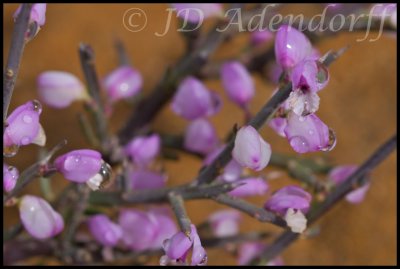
[14,4,46,27]
[128,169,167,190]
[221,61,255,107]
[171,4,223,23]
[171,76,221,120]
[184,118,218,155]
[3,163,19,193]
[284,112,335,154]
[4,100,46,155]
[103,66,143,102]
[328,165,370,204]
[250,29,274,46]
[268,117,287,138]
[232,126,271,171]
[274,25,312,69]
[228,177,269,198]
[37,71,87,108]
[87,214,122,247]
[264,185,312,216]
[54,149,111,190]
[19,195,64,239]
[208,210,241,237]
[124,134,161,167]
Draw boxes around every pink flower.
[161,224,207,266]
[3,163,18,193]
[208,210,241,237]
[284,112,335,154]
[238,242,284,265]
[14,4,46,27]
[19,195,64,239]
[171,76,221,120]
[274,25,312,70]
[171,4,223,23]
[328,165,370,204]
[54,149,103,183]
[87,214,122,247]
[124,134,161,167]
[184,118,219,155]
[251,29,274,46]
[264,185,312,216]
[228,178,269,198]
[128,169,167,190]
[103,66,143,102]
[4,100,46,152]
[232,126,271,171]
[221,61,255,107]
[37,71,87,108]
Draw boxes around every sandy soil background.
[3,4,396,265]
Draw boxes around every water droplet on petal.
[23,114,32,123]
[320,129,337,152]
[308,129,314,135]
[31,100,42,113]
[289,136,310,153]
[20,136,31,145]
[64,156,78,171]
[3,144,20,157]
[98,162,113,189]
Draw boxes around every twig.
[3,223,23,243]
[195,48,345,186]
[168,192,192,237]
[212,194,287,228]
[114,38,131,66]
[78,44,109,151]
[253,133,397,264]
[3,4,32,126]
[3,140,67,203]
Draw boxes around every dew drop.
[64,156,79,171]
[3,144,20,157]
[289,136,310,153]
[308,129,314,135]
[23,114,33,124]
[320,129,337,152]
[31,100,42,113]
[20,137,31,145]
[98,161,113,189]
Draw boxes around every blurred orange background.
[3,4,396,265]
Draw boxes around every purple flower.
[54,149,102,183]
[208,210,241,237]
[329,165,370,204]
[4,100,46,153]
[161,224,207,266]
[103,66,143,102]
[274,25,312,70]
[284,112,335,154]
[128,169,167,190]
[221,61,255,107]
[268,117,287,138]
[87,214,122,247]
[124,134,161,167]
[3,163,19,193]
[264,185,312,216]
[228,177,269,198]
[251,29,274,46]
[232,125,271,171]
[184,118,219,155]
[238,242,284,265]
[119,208,177,251]
[171,76,221,120]
[37,71,87,109]
[14,4,46,27]
[171,4,223,23]
[19,195,64,239]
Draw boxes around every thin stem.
[254,133,397,264]
[212,194,287,228]
[168,192,192,237]
[77,112,100,147]
[78,44,109,151]
[3,4,32,126]
[3,140,67,202]
[114,38,131,66]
